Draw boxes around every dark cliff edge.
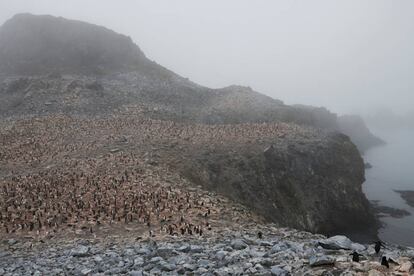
[0,14,379,239]
[171,130,378,241]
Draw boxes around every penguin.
[375,241,384,254]
[257,231,263,239]
[350,252,363,262]
[381,256,389,268]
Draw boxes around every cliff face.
[172,129,377,240]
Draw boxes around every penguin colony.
[1,113,292,237]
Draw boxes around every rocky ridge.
[0,14,382,152]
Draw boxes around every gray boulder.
[231,239,248,250]
[309,256,335,267]
[271,266,289,276]
[71,246,90,257]
[318,235,365,251]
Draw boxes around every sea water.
[363,127,414,246]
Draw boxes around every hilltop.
[0,13,382,152]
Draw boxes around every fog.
[1,0,414,115]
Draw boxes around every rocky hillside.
[0,113,376,241]
[0,114,412,275]
[0,14,380,240]
[0,14,382,152]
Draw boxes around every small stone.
[260,258,273,267]
[81,268,92,275]
[183,263,196,271]
[124,248,135,256]
[177,244,191,253]
[129,271,143,276]
[215,267,234,275]
[335,256,348,262]
[195,267,209,274]
[368,270,385,276]
[190,245,203,253]
[159,261,176,271]
[271,266,289,276]
[198,259,211,268]
[94,256,103,262]
[135,247,151,255]
[245,267,257,274]
[134,257,144,266]
[156,247,174,258]
[270,242,289,253]
[309,255,335,267]
[149,256,163,263]
[399,261,413,272]
[71,246,90,257]
[254,263,264,271]
[231,239,248,250]
[260,241,273,247]
[7,239,18,246]
[216,250,227,260]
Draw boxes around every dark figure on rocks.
[350,252,363,262]
[258,231,263,239]
[381,256,389,268]
[375,241,385,254]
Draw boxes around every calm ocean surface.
[363,127,414,246]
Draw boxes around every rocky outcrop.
[337,115,385,152]
[173,129,377,240]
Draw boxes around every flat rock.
[81,268,92,275]
[231,239,248,250]
[271,266,289,275]
[71,246,90,257]
[318,235,365,251]
[398,261,413,272]
[309,255,335,267]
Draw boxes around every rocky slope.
[0,14,379,243]
[0,14,382,152]
[0,113,376,242]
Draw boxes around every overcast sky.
[1,0,413,115]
